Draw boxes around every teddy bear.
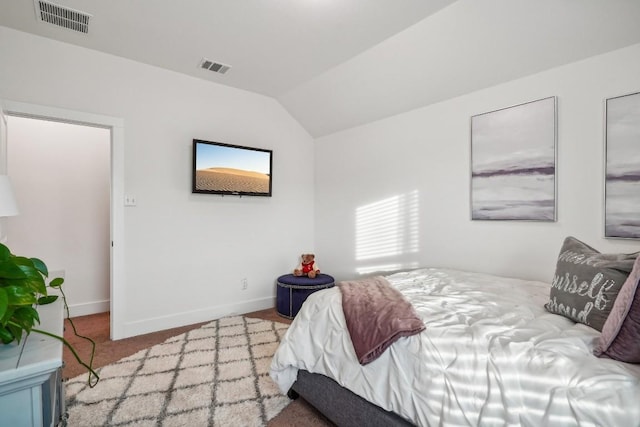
[293,253,320,279]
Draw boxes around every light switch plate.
[124,195,137,206]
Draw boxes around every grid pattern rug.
[65,316,291,426]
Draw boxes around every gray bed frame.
[288,369,415,427]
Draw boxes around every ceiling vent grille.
[34,0,92,34]
[199,58,231,75]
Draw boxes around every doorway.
[0,100,125,340]
[8,116,111,318]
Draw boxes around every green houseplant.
[0,242,99,386]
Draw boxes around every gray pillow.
[544,236,638,331]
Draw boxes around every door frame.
[0,99,125,340]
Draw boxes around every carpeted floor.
[66,316,291,425]
[63,308,334,426]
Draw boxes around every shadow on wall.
[355,190,420,275]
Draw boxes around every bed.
[270,262,640,426]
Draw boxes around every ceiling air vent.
[34,0,92,34]
[199,58,231,75]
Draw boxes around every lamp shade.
[0,175,19,217]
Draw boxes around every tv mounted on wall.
[192,139,273,197]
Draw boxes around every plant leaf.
[0,288,7,320]
[7,323,23,344]
[0,306,15,326]
[0,326,14,344]
[14,306,40,330]
[12,256,34,267]
[0,244,10,262]
[1,277,47,296]
[22,276,47,295]
[11,262,47,294]
[49,277,64,288]
[11,317,33,334]
[0,261,28,280]
[4,285,37,306]
[30,258,48,277]
[38,295,58,305]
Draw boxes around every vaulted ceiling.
[2,0,640,137]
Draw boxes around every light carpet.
[65,316,291,426]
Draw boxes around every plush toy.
[293,253,320,279]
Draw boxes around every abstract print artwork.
[471,96,556,221]
[605,91,640,239]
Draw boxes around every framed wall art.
[605,91,640,239]
[470,96,557,221]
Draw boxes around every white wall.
[315,43,640,283]
[7,116,110,317]
[0,26,315,337]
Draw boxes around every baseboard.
[68,300,110,317]
[118,296,276,339]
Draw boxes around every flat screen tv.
[192,139,273,197]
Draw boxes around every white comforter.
[270,268,640,426]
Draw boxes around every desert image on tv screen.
[195,142,271,194]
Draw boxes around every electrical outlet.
[241,278,248,290]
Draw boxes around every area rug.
[65,316,291,426]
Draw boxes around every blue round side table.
[276,273,335,319]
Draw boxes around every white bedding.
[270,268,640,426]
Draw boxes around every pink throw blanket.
[339,276,425,365]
